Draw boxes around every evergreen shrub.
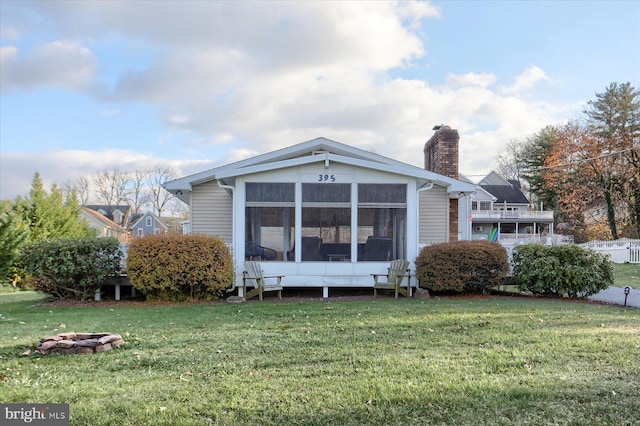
[126,234,234,301]
[415,240,509,293]
[511,243,613,297]
[21,237,122,299]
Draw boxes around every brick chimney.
[424,124,459,179]
[424,125,460,241]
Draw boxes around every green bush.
[21,237,123,299]
[415,240,509,293]
[126,234,234,301]
[511,243,614,297]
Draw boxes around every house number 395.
[318,174,336,182]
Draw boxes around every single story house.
[164,126,476,297]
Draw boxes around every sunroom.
[164,137,475,297]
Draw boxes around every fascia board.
[215,152,476,195]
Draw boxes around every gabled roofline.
[164,137,476,195]
[130,212,169,230]
[81,207,128,233]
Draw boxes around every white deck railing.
[472,210,554,220]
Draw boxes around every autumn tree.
[542,122,601,240]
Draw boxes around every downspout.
[216,179,237,294]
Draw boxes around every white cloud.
[0,1,580,200]
[501,65,549,95]
[0,149,217,201]
[0,41,97,91]
[445,72,497,88]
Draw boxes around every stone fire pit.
[37,332,125,355]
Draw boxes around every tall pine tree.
[584,82,640,238]
[0,201,29,282]
[16,173,96,242]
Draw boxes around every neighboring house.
[460,171,555,245]
[130,212,169,237]
[80,207,131,242]
[164,126,476,297]
[162,216,188,234]
[84,205,131,229]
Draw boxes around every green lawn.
[1,295,638,425]
[613,263,640,289]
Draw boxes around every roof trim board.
[164,137,476,195]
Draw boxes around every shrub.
[415,240,509,293]
[511,243,614,297]
[21,237,123,299]
[126,234,234,301]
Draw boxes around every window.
[245,183,295,262]
[146,216,152,227]
[137,228,143,237]
[113,210,123,225]
[301,183,351,261]
[473,201,491,211]
[357,184,406,261]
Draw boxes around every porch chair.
[242,261,284,301]
[372,259,411,299]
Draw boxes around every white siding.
[418,185,448,245]
[191,181,233,243]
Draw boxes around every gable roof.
[130,212,169,231]
[165,137,476,202]
[477,171,512,186]
[480,184,529,204]
[477,171,529,204]
[85,205,131,218]
[80,207,129,233]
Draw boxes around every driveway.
[588,286,640,308]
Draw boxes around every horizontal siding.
[419,185,448,245]
[191,181,233,243]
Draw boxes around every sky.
[1,0,639,201]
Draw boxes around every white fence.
[579,238,640,264]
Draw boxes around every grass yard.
[1,295,638,426]
[613,263,640,289]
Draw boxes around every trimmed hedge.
[126,234,234,301]
[511,243,613,297]
[415,240,509,293]
[21,237,123,299]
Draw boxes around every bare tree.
[126,170,151,214]
[94,170,130,206]
[61,176,90,205]
[75,176,90,205]
[146,163,177,217]
[496,139,525,182]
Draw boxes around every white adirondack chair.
[242,261,284,301]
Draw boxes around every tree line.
[0,164,185,284]
[496,82,640,242]
[64,163,185,217]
